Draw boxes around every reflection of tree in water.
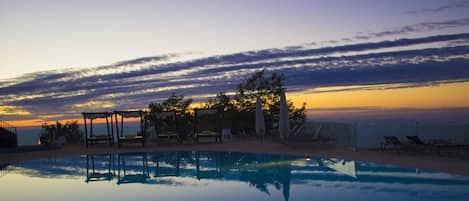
[151,151,198,174]
[6,151,469,201]
[3,151,293,199]
[148,151,292,198]
[239,167,281,195]
[220,152,292,199]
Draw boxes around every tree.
[205,70,306,135]
[232,70,284,113]
[149,70,306,137]
[149,92,192,116]
[204,92,235,112]
[40,121,84,145]
[148,93,193,139]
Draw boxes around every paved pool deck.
[1,138,469,176]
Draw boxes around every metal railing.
[0,165,13,178]
[0,120,17,135]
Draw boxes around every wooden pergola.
[82,112,114,147]
[194,108,223,144]
[153,110,180,144]
[114,110,147,147]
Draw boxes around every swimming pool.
[1,151,468,201]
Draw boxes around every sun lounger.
[426,139,469,156]
[406,136,426,145]
[381,136,406,151]
[406,136,432,153]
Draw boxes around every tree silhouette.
[205,70,306,135]
[40,121,83,144]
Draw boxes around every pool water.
[1,151,469,201]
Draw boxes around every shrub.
[40,121,84,145]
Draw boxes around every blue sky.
[2,0,469,78]
[1,0,469,123]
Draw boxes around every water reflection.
[85,154,115,183]
[195,151,222,180]
[154,152,180,177]
[2,151,469,201]
[117,153,150,184]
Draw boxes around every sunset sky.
[1,0,469,126]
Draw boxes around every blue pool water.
[1,151,469,201]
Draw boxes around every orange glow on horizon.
[288,82,469,110]
[10,117,141,127]
[7,82,469,127]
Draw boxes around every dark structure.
[86,154,115,183]
[154,152,180,177]
[381,136,406,151]
[114,110,146,147]
[0,120,17,148]
[195,151,223,180]
[117,153,150,184]
[153,111,180,144]
[194,108,223,144]
[82,112,114,147]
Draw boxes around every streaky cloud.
[354,18,469,40]
[404,1,469,15]
[1,33,469,120]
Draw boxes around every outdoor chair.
[405,136,469,156]
[406,136,433,153]
[407,136,426,145]
[381,136,406,151]
[194,108,223,144]
[426,139,469,157]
